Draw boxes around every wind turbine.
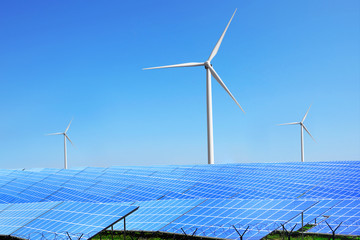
[47,119,74,169]
[143,9,244,165]
[278,105,316,162]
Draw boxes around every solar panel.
[160,199,317,240]
[10,202,138,240]
[283,199,342,231]
[307,199,360,236]
[43,187,112,203]
[0,201,60,235]
[114,198,204,231]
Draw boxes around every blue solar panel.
[284,199,342,231]
[0,202,60,235]
[14,181,61,203]
[42,187,112,203]
[85,181,131,200]
[114,198,204,231]
[160,199,317,239]
[308,199,360,236]
[11,202,138,240]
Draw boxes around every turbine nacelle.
[204,61,211,69]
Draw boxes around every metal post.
[302,212,304,240]
[180,228,188,237]
[282,224,285,240]
[192,228,198,237]
[281,223,297,240]
[124,217,126,240]
[111,225,114,240]
[232,225,249,240]
[325,221,343,240]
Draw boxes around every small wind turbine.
[47,119,74,169]
[143,9,244,165]
[279,105,316,162]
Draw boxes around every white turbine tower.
[143,9,244,165]
[47,119,74,169]
[279,105,316,162]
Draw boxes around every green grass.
[264,224,360,240]
[91,229,360,240]
[91,230,214,240]
[264,233,360,240]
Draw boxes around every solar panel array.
[0,160,359,239]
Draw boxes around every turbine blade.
[303,125,316,142]
[302,104,312,123]
[65,119,73,133]
[208,9,237,62]
[208,66,245,113]
[46,132,63,136]
[65,134,75,147]
[143,62,204,70]
[277,122,300,126]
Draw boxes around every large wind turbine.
[279,105,316,162]
[143,9,244,164]
[47,119,74,169]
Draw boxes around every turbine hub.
[204,61,211,69]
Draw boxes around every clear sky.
[0,0,359,169]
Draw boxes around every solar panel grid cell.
[43,187,113,203]
[85,181,131,199]
[111,185,165,202]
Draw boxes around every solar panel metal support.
[180,228,188,237]
[232,225,249,240]
[301,212,304,240]
[325,221,343,240]
[192,228,198,237]
[124,217,126,240]
[281,223,297,240]
[111,225,114,240]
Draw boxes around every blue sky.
[0,0,359,169]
